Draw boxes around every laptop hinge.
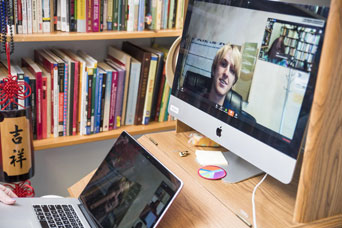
[78,204,101,228]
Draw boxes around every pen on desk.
[149,137,158,146]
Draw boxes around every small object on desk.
[179,151,189,157]
[198,165,227,180]
[188,133,220,147]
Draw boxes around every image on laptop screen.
[79,132,182,228]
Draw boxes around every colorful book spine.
[114,67,125,128]
[107,0,113,29]
[77,0,86,32]
[21,58,43,139]
[142,55,157,124]
[42,77,48,138]
[137,0,145,31]
[63,63,68,136]
[158,81,170,122]
[86,0,92,31]
[79,64,88,135]
[108,70,118,130]
[92,0,100,31]
[125,60,141,125]
[86,74,93,134]
[103,70,112,131]
[94,71,103,133]
[90,69,97,133]
[26,0,33,33]
[42,0,51,32]
[99,73,106,131]
[72,61,79,135]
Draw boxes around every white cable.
[252,173,268,228]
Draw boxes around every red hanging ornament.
[0,43,31,110]
[3,180,35,197]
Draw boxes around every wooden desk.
[68,131,342,228]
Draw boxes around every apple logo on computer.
[216,127,222,137]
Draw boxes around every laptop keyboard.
[33,204,84,228]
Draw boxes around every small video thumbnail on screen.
[259,18,323,73]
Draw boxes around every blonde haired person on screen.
[0,184,17,205]
[208,43,242,108]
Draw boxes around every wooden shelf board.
[13,30,182,42]
[33,121,175,151]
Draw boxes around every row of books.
[0,42,174,140]
[11,0,185,34]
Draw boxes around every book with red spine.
[42,49,65,137]
[92,0,100,31]
[108,68,118,130]
[41,74,48,138]
[86,0,93,32]
[105,58,125,129]
[62,49,80,136]
[34,49,59,137]
[21,57,43,139]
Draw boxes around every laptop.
[0,131,183,228]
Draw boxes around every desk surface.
[68,131,342,228]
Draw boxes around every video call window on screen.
[176,0,326,141]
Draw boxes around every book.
[107,46,132,126]
[94,69,104,133]
[99,70,107,131]
[37,0,43,32]
[168,0,175,29]
[40,65,52,138]
[142,53,158,124]
[106,0,114,29]
[69,0,77,31]
[92,0,100,31]
[122,41,151,125]
[21,57,43,139]
[62,49,80,136]
[42,49,65,136]
[86,0,92,32]
[34,49,59,137]
[154,68,166,121]
[62,50,86,135]
[22,0,27,33]
[77,0,87,32]
[125,58,141,125]
[104,59,125,129]
[12,64,26,109]
[42,0,51,32]
[143,47,164,121]
[15,0,23,34]
[77,50,97,134]
[52,49,75,136]
[175,0,184,29]
[22,67,37,139]
[137,0,145,31]
[26,0,33,33]
[158,79,170,122]
[97,62,113,131]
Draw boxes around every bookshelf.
[13,29,183,42]
[281,25,320,72]
[33,120,175,150]
[13,31,181,151]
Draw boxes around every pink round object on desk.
[198,165,227,180]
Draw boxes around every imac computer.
[168,0,330,184]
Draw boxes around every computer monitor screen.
[169,0,330,183]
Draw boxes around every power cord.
[252,173,268,228]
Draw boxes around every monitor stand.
[221,151,263,183]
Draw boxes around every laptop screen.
[79,131,182,228]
